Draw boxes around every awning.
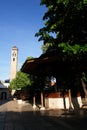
[21,52,87,76]
[21,58,39,74]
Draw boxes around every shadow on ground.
[4,101,87,130]
[0,99,87,130]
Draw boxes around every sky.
[0,0,46,81]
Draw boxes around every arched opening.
[1,92,7,100]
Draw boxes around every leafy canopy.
[35,0,87,56]
[10,71,33,90]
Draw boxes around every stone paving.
[0,99,87,130]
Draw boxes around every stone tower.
[10,46,18,82]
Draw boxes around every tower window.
[13,58,15,61]
[12,52,16,57]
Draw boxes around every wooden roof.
[21,52,87,76]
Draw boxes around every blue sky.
[0,0,46,81]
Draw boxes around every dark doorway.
[1,92,7,100]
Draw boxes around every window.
[12,52,16,57]
[13,58,15,61]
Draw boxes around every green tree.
[41,43,53,53]
[35,0,87,58]
[35,0,87,98]
[10,71,33,90]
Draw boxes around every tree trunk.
[41,91,44,107]
[68,89,73,109]
[81,79,87,98]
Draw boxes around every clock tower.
[10,46,18,82]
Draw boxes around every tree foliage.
[35,0,87,56]
[41,43,53,53]
[10,71,34,90]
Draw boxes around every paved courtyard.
[0,99,87,130]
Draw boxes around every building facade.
[0,80,10,99]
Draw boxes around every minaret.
[10,46,18,82]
